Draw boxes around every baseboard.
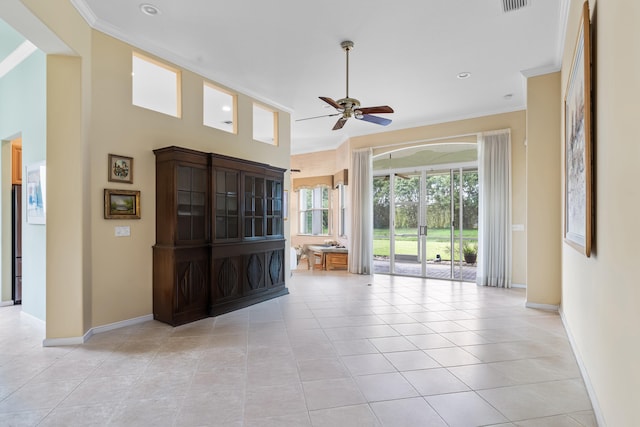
[525,301,559,311]
[43,335,87,347]
[90,314,153,335]
[511,283,526,289]
[560,307,606,427]
[0,300,14,307]
[43,313,154,347]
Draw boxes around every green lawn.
[374,228,478,261]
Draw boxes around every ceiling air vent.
[502,0,528,13]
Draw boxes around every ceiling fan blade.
[359,114,392,126]
[357,105,394,115]
[296,113,341,122]
[319,96,342,110]
[332,117,348,130]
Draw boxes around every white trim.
[525,301,559,311]
[43,334,87,347]
[511,283,526,289]
[69,0,98,26]
[374,161,478,177]
[520,64,562,78]
[555,0,572,69]
[560,307,606,427]
[0,300,14,307]
[91,314,153,335]
[42,314,154,347]
[371,132,480,152]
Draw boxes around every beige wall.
[15,0,291,338]
[89,31,291,328]
[46,54,86,338]
[560,1,640,425]
[525,72,561,306]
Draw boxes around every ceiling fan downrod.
[341,40,354,99]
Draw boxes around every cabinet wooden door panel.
[153,246,209,325]
[175,257,208,314]
[266,249,284,288]
[211,256,242,302]
[244,252,266,295]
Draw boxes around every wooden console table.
[306,245,348,270]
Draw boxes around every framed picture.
[26,161,46,224]
[104,189,141,219]
[564,1,592,257]
[108,154,133,184]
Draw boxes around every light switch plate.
[512,224,525,232]
[115,226,130,237]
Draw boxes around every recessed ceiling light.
[504,93,513,99]
[457,72,471,80]
[140,4,161,16]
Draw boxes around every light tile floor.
[0,271,597,426]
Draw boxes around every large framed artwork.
[564,1,592,257]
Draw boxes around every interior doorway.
[372,144,478,281]
[11,137,22,304]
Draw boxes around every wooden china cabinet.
[153,146,287,326]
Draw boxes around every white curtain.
[348,148,373,274]
[477,130,512,288]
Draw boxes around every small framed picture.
[108,154,133,184]
[104,189,141,219]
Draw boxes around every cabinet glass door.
[244,175,265,238]
[266,179,283,236]
[176,165,207,242]
[214,169,239,240]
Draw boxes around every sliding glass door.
[373,167,478,281]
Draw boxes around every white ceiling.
[9,0,570,154]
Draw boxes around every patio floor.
[373,258,477,282]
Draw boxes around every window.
[132,52,181,117]
[253,103,278,145]
[299,186,330,235]
[203,82,236,134]
[338,184,347,237]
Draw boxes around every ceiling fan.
[298,40,394,131]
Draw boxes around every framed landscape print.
[104,189,141,219]
[108,154,133,184]
[564,1,592,257]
